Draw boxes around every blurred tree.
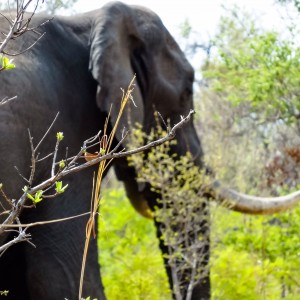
[0,0,79,13]
[41,0,78,14]
[194,6,300,298]
[202,6,300,132]
[277,0,300,11]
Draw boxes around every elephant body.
[0,2,207,300]
[0,10,106,300]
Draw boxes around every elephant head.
[88,2,199,151]
[1,2,300,300]
[88,1,300,218]
[87,2,300,299]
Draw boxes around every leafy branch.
[0,0,50,106]
[0,107,195,255]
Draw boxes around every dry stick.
[0,228,31,257]
[0,212,93,255]
[0,96,17,106]
[36,112,60,151]
[51,135,60,177]
[1,211,92,229]
[78,78,137,299]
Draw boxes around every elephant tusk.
[123,181,153,219]
[211,180,300,215]
[127,196,154,219]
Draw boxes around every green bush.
[211,206,300,299]
[98,189,171,300]
[98,189,300,299]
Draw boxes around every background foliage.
[98,189,171,300]
[98,189,300,299]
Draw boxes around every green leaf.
[27,190,43,203]
[27,193,35,201]
[55,181,68,194]
[0,55,15,70]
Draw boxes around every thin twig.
[36,152,54,162]
[14,166,30,184]
[3,32,45,56]
[35,112,59,151]
[51,137,60,177]
[0,185,13,207]
[0,211,93,229]
[0,96,17,106]
[27,129,35,185]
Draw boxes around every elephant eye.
[180,88,193,108]
[183,87,193,99]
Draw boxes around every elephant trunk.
[210,180,300,214]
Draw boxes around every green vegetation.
[127,125,210,300]
[0,55,15,71]
[211,207,300,299]
[198,6,300,299]
[202,5,300,130]
[98,189,171,300]
[98,189,300,300]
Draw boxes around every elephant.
[1,1,300,300]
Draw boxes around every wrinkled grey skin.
[0,2,208,300]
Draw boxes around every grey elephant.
[1,2,300,300]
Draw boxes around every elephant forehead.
[131,6,165,42]
[140,23,163,44]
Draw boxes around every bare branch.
[1,211,93,229]
[27,129,36,185]
[0,225,32,256]
[51,135,60,177]
[14,166,30,184]
[0,96,17,106]
[2,31,45,56]
[35,112,60,151]
[0,0,47,55]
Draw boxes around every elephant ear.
[89,2,144,142]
